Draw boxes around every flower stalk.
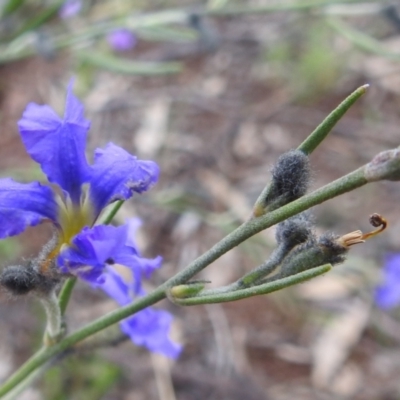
[170,264,332,305]
[41,290,63,345]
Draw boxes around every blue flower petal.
[57,229,105,283]
[98,266,131,305]
[89,143,159,216]
[99,267,181,358]
[0,178,58,238]
[375,254,400,309]
[18,80,91,204]
[58,219,161,288]
[375,284,400,309]
[121,308,182,358]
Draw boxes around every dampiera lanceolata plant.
[0,80,181,356]
[0,81,400,397]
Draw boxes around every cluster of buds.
[253,150,387,285]
[260,212,387,285]
[250,150,387,287]
[170,149,387,304]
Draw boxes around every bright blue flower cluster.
[375,254,400,310]
[0,80,181,358]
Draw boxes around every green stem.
[41,290,62,343]
[0,164,369,396]
[58,277,76,316]
[298,84,368,155]
[0,288,165,398]
[172,264,331,305]
[101,200,124,225]
[2,364,48,400]
[203,243,290,294]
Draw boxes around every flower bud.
[239,213,315,287]
[0,263,39,295]
[275,212,315,249]
[0,235,62,296]
[254,150,311,215]
[168,281,209,299]
[261,233,348,283]
[0,261,60,296]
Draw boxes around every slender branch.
[41,290,62,343]
[0,288,166,397]
[1,364,49,400]
[298,84,369,155]
[171,264,331,305]
[101,200,124,225]
[58,277,76,315]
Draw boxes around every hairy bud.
[238,213,316,287]
[0,234,62,297]
[0,263,40,295]
[276,233,347,278]
[270,150,311,199]
[0,261,60,296]
[275,212,315,249]
[253,150,311,216]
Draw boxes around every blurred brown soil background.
[1,3,400,399]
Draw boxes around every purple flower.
[15,79,159,248]
[375,254,400,309]
[0,79,180,357]
[107,29,136,52]
[59,0,82,19]
[58,219,162,292]
[99,267,182,358]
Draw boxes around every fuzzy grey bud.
[270,150,311,200]
[275,212,315,249]
[254,150,311,216]
[0,260,60,296]
[0,263,39,295]
[257,231,348,285]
